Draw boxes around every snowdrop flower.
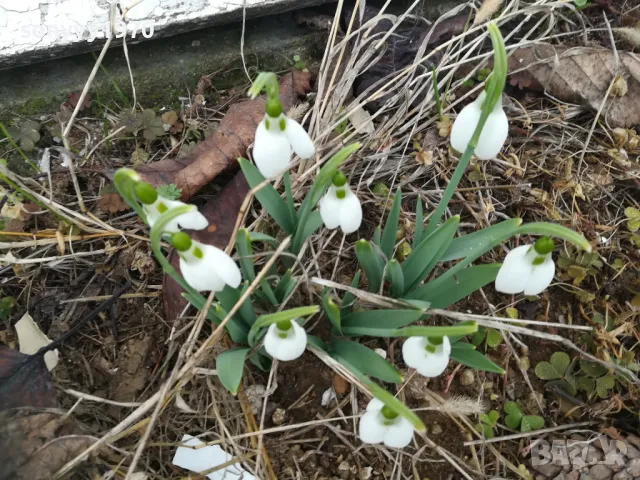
[359,398,414,448]
[450,92,508,160]
[319,171,362,234]
[171,232,242,292]
[263,319,307,361]
[495,237,555,296]
[402,336,451,378]
[134,182,207,233]
[253,98,315,177]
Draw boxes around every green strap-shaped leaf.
[342,323,477,338]
[386,259,405,298]
[301,210,323,239]
[248,231,277,245]
[322,293,341,333]
[183,293,248,344]
[381,188,402,259]
[402,216,460,293]
[372,226,381,246]
[239,158,294,234]
[235,228,255,281]
[283,171,297,226]
[331,339,403,383]
[440,218,522,262]
[342,309,425,329]
[274,269,296,303]
[216,284,257,327]
[248,349,272,371]
[413,198,424,248]
[217,348,249,394]
[407,264,501,309]
[259,278,279,306]
[340,271,361,317]
[355,240,385,293]
[450,343,505,373]
[306,334,327,351]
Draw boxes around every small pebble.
[625,458,640,476]
[272,408,286,426]
[588,464,613,480]
[460,369,475,386]
[431,422,443,436]
[333,375,349,395]
[613,471,632,480]
[534,463,562,477]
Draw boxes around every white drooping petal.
[319,187,342,229]
[450,99,482,155]
[523,255,555,296]
[358,409,386,444]
[144,197,208,233]
[450,92,509,160]
[474,106,509,160]
[284,117,315,159]
[383,416,414,449]
[359,398,415,449]
[253,119,292,178]
[340,190,363,234]
[264,321,307,361]
[494,245,532,294]
[204,244,242,289]
[179,242,242,292]
[402,336,451,378]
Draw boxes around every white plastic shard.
[15,312,59,371]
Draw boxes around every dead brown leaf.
[98,191,130,214]
[0,410,94,480]
[163,172,249,321]
[509,45,640,128]
[0,346,55,410]
[135,71,311,200]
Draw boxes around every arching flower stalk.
[495,237,555,296]
[319,171,362,234]
[402,336,451,377]
[359,398,414,448]
[249,72,315,177]
[263,319,307,361]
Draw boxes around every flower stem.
[424,23,507,237]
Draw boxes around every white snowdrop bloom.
[263,320,307,361]
[359,398,414,449]
[172,233,242,293]
[253,99,315,178]
[134,182,207,233]
[402,336,451,378]
[450,91,508,160]
[495,238,555,296]
[319,172,362,234]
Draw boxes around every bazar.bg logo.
[531,436,627,468]
[18,20,155,42]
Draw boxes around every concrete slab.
[0,0,329,69]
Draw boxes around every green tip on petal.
[134,181,158,205]
[332,171,347,187]
[265,98,283,118]
[171,231,192,251]
[336,189,346,199]
[533,237,554,255]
